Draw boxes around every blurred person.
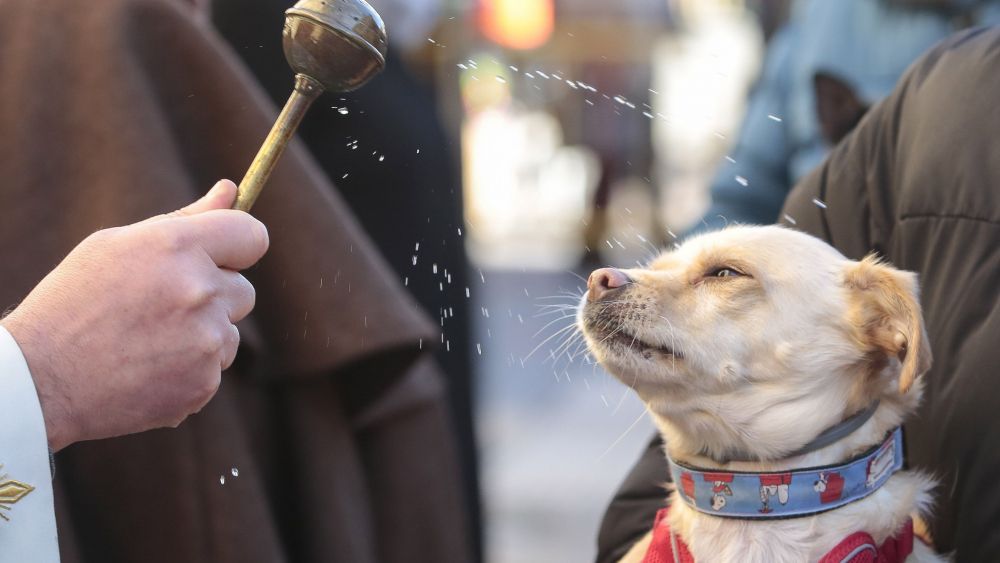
[211,0,483,558]
[0,0,470,561]
[691,0,1000,234]
[597,27,1000,562]
[0,181,267,561]
[747,0,793,40]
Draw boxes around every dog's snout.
[587,268,631,302]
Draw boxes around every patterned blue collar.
[668,427,904,519]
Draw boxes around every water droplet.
[465,287,470,298]
[378,155,385,162]
[783,214,797,225]
[432,264,438,274]
[495,75,506,83]
[231,467,239,477]
[767,114,783,122]
[337,107,349,115]
[812,198,828,209]
[412,255,418,266]
[476,343,482,355]
[735,176,749,187]
[219,475,226,485]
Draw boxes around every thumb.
[175,180,238,216]
[138,180,239,225]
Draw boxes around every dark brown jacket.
[0,0,470,561]
[597,28,1000,562]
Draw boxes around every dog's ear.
[843,255,932,393]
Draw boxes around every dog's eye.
[708,267,744,279]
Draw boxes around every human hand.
[0,180,269,451]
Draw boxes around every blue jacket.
[693,0,1000,233]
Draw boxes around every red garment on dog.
[641,508,914,563]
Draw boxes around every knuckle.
[231,278,256,320]
[196,323,227,358]
[246,284,257,313]
[197,371,222,404]
[179,278,218,309]
[249,218,269,257]
[222,328,240,370]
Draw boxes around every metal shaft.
[234,74,323,212]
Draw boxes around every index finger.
[181,209,270,270]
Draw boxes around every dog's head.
[578,226,931,460]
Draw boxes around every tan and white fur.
[578,226,942,563]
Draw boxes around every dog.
[578,226,942,562]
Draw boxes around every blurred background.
[360,1,768,561]
[363,1,770,561]
[212,0,989,560]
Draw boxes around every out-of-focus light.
[459,57,512,114]
[478,0,554,51]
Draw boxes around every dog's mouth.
[587,324,682,360]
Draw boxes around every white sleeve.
[0,326,60,562]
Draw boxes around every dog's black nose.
[587,268,631,302]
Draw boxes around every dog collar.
[669,427,904,519]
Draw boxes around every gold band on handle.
[233,74,323,212]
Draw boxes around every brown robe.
[0,0,470,560]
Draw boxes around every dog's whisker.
[535,294,582,301]
[523,323,579,361]
[548,329,586,366]
[598,409,648,461]
[531,313,578,339]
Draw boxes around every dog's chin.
[582,325,684,391]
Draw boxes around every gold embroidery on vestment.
[0,465,34,522]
